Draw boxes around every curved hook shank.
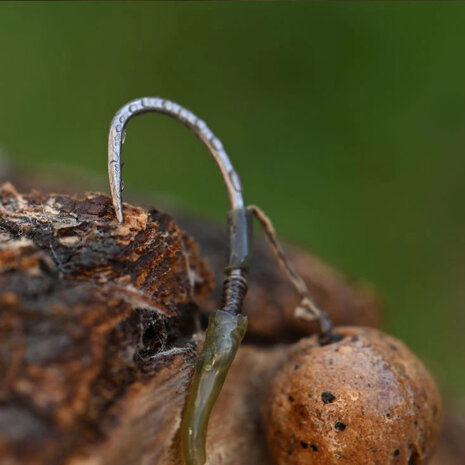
[108,97,244,223]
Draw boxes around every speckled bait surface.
[181,310,248,465]
[107,97,252,465]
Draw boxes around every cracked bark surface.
[0,182,212,465]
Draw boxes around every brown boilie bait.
[262,326,442,465]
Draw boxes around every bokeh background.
[0,2,463,400]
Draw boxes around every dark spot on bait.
[321,391,336,404]
[334,421,346,431]
[288,395,295,403]
[294,364,300,370]
[310,444,318,451]
[300,441,308,449]
[393,449,400,456]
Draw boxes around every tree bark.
[0,182,212,465]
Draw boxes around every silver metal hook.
[108,97,245,223]
[107,97,252,465]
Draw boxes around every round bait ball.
[262,326,441,465]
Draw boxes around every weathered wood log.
[0,182,213,465]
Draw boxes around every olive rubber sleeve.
[225,208,253,271]
[181,310,248,465]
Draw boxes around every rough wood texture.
[0,182,212,465]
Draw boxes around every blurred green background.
[0,2,463,398]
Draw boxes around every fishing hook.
[107,97,333,464]
[107,97,252,465]
[108,97,245,221]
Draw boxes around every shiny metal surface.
[108,97,245,223]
